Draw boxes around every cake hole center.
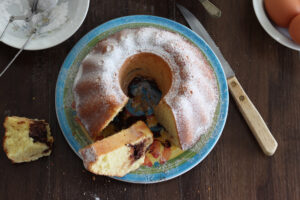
[119,52,172,98]
[101,76,163,137]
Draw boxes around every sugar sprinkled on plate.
[0,0,69,35]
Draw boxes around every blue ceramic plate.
[55,15,229,184]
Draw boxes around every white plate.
[0,0,90,50]
[253,0,300,51]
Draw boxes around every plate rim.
[252,0,300,51]
[55,15,229,184]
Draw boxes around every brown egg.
[289,15,300,44]
[264,0,300,27]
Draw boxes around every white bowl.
[253,0,300,51]
[0,0,90,50]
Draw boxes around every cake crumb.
[92,176,96,181]
[32,97,36,100]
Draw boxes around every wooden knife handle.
[227,76,278,156]
[199,0,222,18]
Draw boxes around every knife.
[199,0,221,18]
[177,4,278,156]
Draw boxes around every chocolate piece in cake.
[129,140,145,161]
[29,121,48,144]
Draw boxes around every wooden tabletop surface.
[0,0,299,199]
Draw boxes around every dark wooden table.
[0,0,299,199]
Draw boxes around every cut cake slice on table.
[3,116,54,163]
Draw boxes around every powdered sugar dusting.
[73,27,219,148]
[80,146,97,169]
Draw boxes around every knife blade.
[177,4,278,156]
[177,4,234,78]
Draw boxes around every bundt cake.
[3,116,53,163]
[79,121,153,177]
[73,26,219,150]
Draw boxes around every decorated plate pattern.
[55,15,229,183]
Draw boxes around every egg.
[264,0,300,27]
[289,15,300,44]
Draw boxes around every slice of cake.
[79,121,153,177]
[3,116,54,163]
